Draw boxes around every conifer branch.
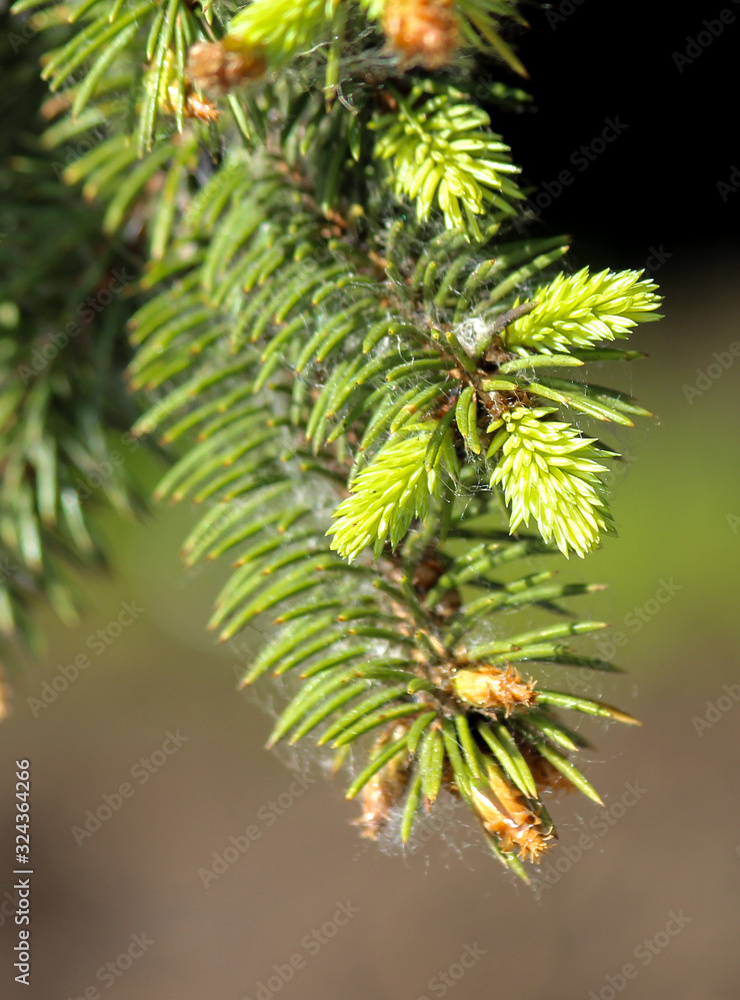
[4,0,663,875]
[487,407,615,558]
[328,419,459,561]
[372,81,523,239]
[501,267,663,355]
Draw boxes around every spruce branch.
[327,419,458,561]
[487,407,615,558]
[501,267,663,355]
[372,81,523,239]
[5,0,664,876]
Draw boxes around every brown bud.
[160,83,221,123]
[183,91,221,123]
[471,785,550,861]
[186,39,266,97]
[451,664,536,715]
[472,763,552,861]
[353,721,411,838]
[354,767,407,839]
[382,0,461,70]
[412,551,445,593]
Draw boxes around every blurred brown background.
[1,249,739,1000]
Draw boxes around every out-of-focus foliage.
[0,13,145,688]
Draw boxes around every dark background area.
[501,0,739,261]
